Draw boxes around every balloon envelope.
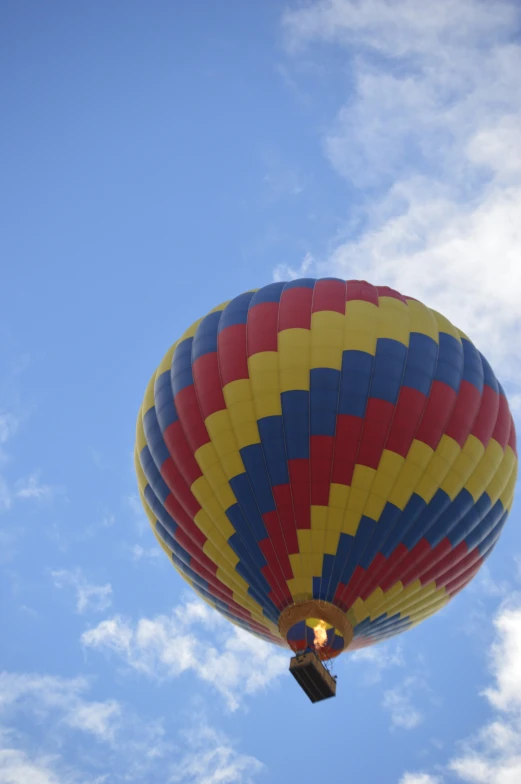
[135,279,517,658]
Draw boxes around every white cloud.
[278,0,521,390]
[350,642,404,684]
[0,528,17,564]
[0,745,74,784]
[15,472,60,502]
[0,412,18,446]
[128,543,160,562]
[508,394,521,414]
[0,408,60,517]
[0,478,11,512]
[125,493,148,537]
[273,252,315,283]
[395,597,521,782]
[64,700,121,744]
[126,493,143,516]
[82,600,287,711]
[0,411,18,511]
[79,513,116,541]
[51,569,112,614]
[382,676,424,730]
[482,605,521,714]
[399,775,441,784]
[0,673,121,746]
[470,565,511,600]
[282,0,517,55]
[0,671,173,781]
[263,158,304,199]
[447,601,521,782]
[170,723,264,784]
[0,672,264,783]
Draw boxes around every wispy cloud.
[0,671,175,780]
[0,671,264,784]
[79,513,116,541]
[349,642,404,684]
[0,743,81,784]
[0,478,11,513]
[14,472,61,502]
[470,564,511,600]
[0,412,18,449]
[125,493,149,537]
[278,0,521,393]
[82,599,287,711]
[448,598,521,782]
[171,722,264,784]
[395,590,521,782]
[0,470,61,515]
[0,675,158,782]
[0,672,121,745]
[128,543,161,562]
[263,152,305,199]
[481,602,521,714]
[0,411,18,511]
[382,676,425,730]
[50,569,113,614]
[399,774,442,784]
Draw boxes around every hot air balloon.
[135,279,517,702]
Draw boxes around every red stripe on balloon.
[415,380,457,450]
[259,539,292,606]
[331,414,364,486]
[174,385,209,453]
[398,538,452,588]
[345,280,379,305]
[418,540,468,586]
[445,559,483,595]
[247,302,279,356]
[278,287,314,331]
[371,543,410,594]
[492,394,511,449]
[375,286,408,304]
[218,324,249,385]
[434,546,481,588]
[220,304,298,594]
[312,278,346,314]
[445,380,481,447]
[335,562,368,611]
[471,385,499,448]
[357,398,395,469]
[163,495,204,547]
[163,419,203,488]
[385,387,427,457]
[192,353,226,419]
[272,484,299,553]
[310,435,334,506]
[175,529,214,570]
[160,456,202,520]
[288,458,311,529]
[262,511,294,579]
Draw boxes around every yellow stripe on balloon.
[376,296,410,346]
[414,435,461,505]
[343,299,379,354]
[310,310,344,371]
[440,435,485,501]
[247,352,282,419]
[278,328,311,393]
[406,298,439,342]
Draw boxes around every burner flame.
[313,620,328,650]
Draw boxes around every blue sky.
[1,2,521,782]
